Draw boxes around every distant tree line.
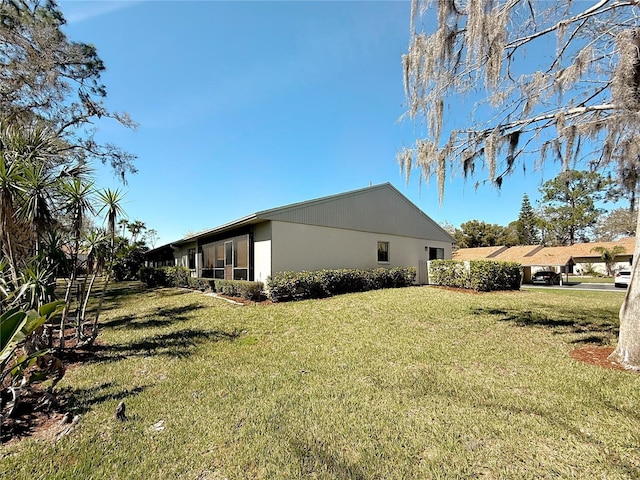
[448,169,636,249]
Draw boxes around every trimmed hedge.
[429,259,522,291]
[267,267,417,302]
[139,267,264,301]
[213,280,264,301]
[428,260,469,289]
[469,260,522,291]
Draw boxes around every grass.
[569,275,615,284]
[2,284,639,479]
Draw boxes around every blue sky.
[57,0,564,246]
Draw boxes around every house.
[453,237,635,282]
[145,183,455,284]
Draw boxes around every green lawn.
[2,284,639,479]
[569,276,615,284]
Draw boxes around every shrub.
[139,267,167,287]
[188,277,210,291]
[267,267,416,302]
[162,266,191,288]
[213,280,264,301]
[429,260,469,288]
[469,260,522,291]
[429,259,521,291]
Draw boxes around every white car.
[615,270,631,288]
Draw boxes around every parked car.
[532,270,561,285]
[615,270,631,288]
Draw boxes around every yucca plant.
[0,301,63,418]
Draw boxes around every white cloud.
[58,1,143,24]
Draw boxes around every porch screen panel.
[235,236,248,268]
[233,234,249,280]
[201,244,215,278]
[215,244,224,268]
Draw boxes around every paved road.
[522,282,624,292]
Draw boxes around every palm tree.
[127,219,146,243]
[118,218,129,238]
[18,160,57,257]
[591,245,627,276]
[90,188,126,341]
[97,188,126,249]
[0,144,25,282]
[57,178,95,349]
[77,228,108,340]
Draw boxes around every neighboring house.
[145,183,455,284]
[453,237,635,282]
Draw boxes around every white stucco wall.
[253,222,272,284]
[269,221,452,278]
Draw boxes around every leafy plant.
[0,301,63,384]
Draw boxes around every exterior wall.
[253,222,272,284]
[574,259,632,276]
[269,221,451,280]
[173,241,197,274]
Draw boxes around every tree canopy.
[0,0,137,179]
[400,0,640,369]
[515,193,540,245]
[537,169,608,245]
[399,0,640,198]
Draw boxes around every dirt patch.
[570,346,628,371]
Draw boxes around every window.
[188,248,196,270]
[429,247,444,261]
[377,241,389,263]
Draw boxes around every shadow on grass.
[287,436,368,480]
[82,282,193,316]
[102,303,204,330]
[93,328,242,360]
[473,306,619,345]
[59,381,150,415]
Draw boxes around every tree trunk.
[609,212,640,369]
[79,273,97,339]
[59,270,76,350]
[90,272,110,340]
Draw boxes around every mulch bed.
[1,328,104,445]
[570,346,627,371]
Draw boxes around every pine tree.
[516,194,539,245]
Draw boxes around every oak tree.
[400,0,640,369]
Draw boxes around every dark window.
[377,242,389,262]
[188,248,196,270]
[233,269,248,280]
[429,247,444,261]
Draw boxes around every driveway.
[523,282,624,292]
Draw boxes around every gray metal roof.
[152,183,454,251]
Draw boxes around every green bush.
[267,267,417,302]
[162,266,191,288]
[469,260,522,291]
[139,267,167,287]
[429,259,521,291]
[213,280,264,301]
[429,260,469,288]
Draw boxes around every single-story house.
[453,237,636,282]
[145,183,455,284]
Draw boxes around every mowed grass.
[2,284,639,479]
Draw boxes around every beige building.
[146,183,454,284]
[453,237,635,282]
